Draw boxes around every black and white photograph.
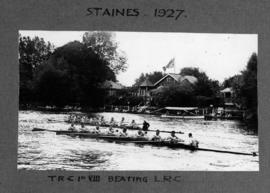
[18,31,258,171]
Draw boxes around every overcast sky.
[20,31,257,86]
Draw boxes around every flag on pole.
[162,58,175,72]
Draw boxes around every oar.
[196,147,258,156]
[147,129,184,134]
[32,127,57,132]
[114,140,257,156]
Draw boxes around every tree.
[238,53,257,125]
[180,67,220,98]
[152,84,195,107]
[222,75,242,88]
[240,53,257,108]
[82,31,127,74]
[222,75,243,105]
[221,53,257,130]
[34,41,115,107]
[35,64,71,107]
[133,71,164,86]
[19,34,54,104]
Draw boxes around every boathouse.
[102,80,124,96]
[220,87,233,105]
[137,73,198,104]
[137,78,154,97]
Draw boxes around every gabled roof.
[154,73,197,86]
[180,75,198,84]
[140,79,154,87]
[102,80,124,90]
[154,74,173,86]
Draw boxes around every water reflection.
[18,111,259,171]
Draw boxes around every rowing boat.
[49,119,142,130]
[32,128,257,156]
[56,130,151,141]
[55,131,257,156]
[47,120,185,134]
[55,130,196,149]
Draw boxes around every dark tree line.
[19,35,54,104]
[223,53,257,125]
[19,32,127,108]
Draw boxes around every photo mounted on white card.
[18,30,258,171]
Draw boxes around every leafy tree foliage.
[180,67,220,97]
[237,53,257,124]
[34,41,115,107]
[82,31,127,74]
[133,71,164,87]
[222,75,243,105]
[240,53,257,110]
[221,53,257,128]
[19,35,54,104]
[34,64,70,106]
[152,84,195,107]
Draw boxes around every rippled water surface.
[18,111,259,171]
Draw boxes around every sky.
[20,30,257,86]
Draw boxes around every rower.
[119,117,126,126]
[187,133,199,148]
[110,117,116,126]
[142,120,150,131]
[136,128,144,137]
[167,131,184,143]
[80,124,88,132]
[81,115,87,125]
[68,123,77,132]
[69,114,75,123]
[143,131,149,140]
[85,116,91,124]
[76,115,81,123]
[129,120,137,128]
[107,126,115,135]
[152,129,162,141]
[119,128,128,137]
[88,117,93,124]
[99,116,106,125]
[93,126,101,134]
[92,117,99,125]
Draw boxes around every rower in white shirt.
[166,131,184,143]
[186,133,199,147]
[99,116,106,125]
[109,117,117,126]
[151,130,162,141]
[119,117,126,126]
[129,120,137,128]
[107,126,115,135]
[93,126,101,134]
[68,123,78,132]
[119,128,128,137]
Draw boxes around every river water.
[18,110,259,171]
